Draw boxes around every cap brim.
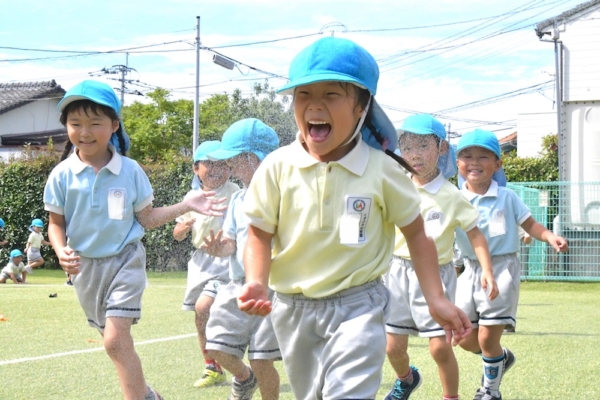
[207,149,243,161]
[57,94,115,112]
[276,73,368,96]
[360,99,398,152]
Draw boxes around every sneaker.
[145,387,164,400]
[193,368,227,388]
[25,265,33,274]
[228,369,258,400]
[473,388,502,400]
[384,366,422,400]
[65,279,73,286]
[503,324,515,333]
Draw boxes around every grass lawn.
[1,270,599,399]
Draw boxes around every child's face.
[399,133,441,182]
[33,226,42,233]
[457,146,501,186]
[12,256,22,264]
[226,153,258,186]
[66,107,119,161]
[194,160,229,190]
[293,82,364,162]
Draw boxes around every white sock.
[482,353,504,394]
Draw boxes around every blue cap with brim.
[57,80,130,153]
[276,37,397,152]
[399,114,457,179]
[10,249,23,258]
[456,129,506,187]
[208,118,279,161]
[194,141,221,162]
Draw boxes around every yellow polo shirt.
[177,181,240,249]
[244,136,421,298]
[394,173,479,264]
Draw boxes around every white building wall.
[516,112,557,158]
[560,8,600,102]
[0,98,62,135]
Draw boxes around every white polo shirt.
[244,136,421,298]
[394,173,480,265]
[44,146,154,258]
[455,180,530,259]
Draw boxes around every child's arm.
[42,237,51,246]
[238,225,273,316]
[401,216,472,344]
[9,272,20,284]
[48,212,81,274]
[136,191,226,230]
[521,216,568,252]
[173,219,195,241]
[201,230,236,258]
[465,227,498,300]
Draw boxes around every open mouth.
[308,121,331,142]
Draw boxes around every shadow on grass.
[514,331,599,337]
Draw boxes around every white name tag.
[424,210,444,239]
[489,209,506,238]
[339,196,372,245]
[108,188,126,220]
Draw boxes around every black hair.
[354,87,418,175]
[59,99,126,161]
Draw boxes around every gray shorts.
[182,249,230,311]
[1,272,22,282]
[27,247,42,262]
[456,254,521,328]
[271,279,389,400]
[205,281,281,361]
[385,257,457,338]
[71,242,146,333]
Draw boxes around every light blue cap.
[0,218,4,229]
[29,218,44,232]
[194,141,221,162]
[276,37,397,152]
[57,80,130,153]
[399,114,457,179]
[456,129,507,187]
[208,118,279,161]
[10,249,23,258]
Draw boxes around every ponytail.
[115,129,127,156]
[60,141,73,161]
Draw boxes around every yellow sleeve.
[381,157,421,227]
[244,151,281,234]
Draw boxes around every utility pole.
[193,16,201,153]
[92,53,141,105]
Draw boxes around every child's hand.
[182,218,196,231]
[481,271,499,301]
[200,230,228,257]
[548,234,569,253]
[428,298,473,346]
[521,233,532,245]
[238,281,272,316]
[184,191,227,217]
[56,246,81,275]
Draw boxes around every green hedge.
[0,151,196,271]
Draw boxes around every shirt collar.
[419,173,445,195]
[288,134,369,176]
[461,179,499,200]
[67,144,122,175]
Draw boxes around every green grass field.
[1,270,599,399]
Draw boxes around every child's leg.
[28,258,44,269]
[250,359,279,400]
[0,276,6,283]
[104,317,147,400]
[194,294,215,359]
[478,325,504,358]
[429,336,459,398]
[386,333,410,378]
[458,327,480,353]
[206,349,250,380]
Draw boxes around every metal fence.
[507,181,600,282]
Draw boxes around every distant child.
[0,218,8,247]
[43,80,226,400]
[24,218,51,273]
[202,118,281,400]
[238,37,471,400]
[384,114,498,400]
[0,249,27,284]
[173,140,239,388]
[454,129,568,400]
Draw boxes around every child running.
[0,218,8,247]
[0,249,27,284]
[173,140,239,388]
[238,37,472,400]
[24,218,51,273]
[384,114,498,400]
[202,118,281,400]
[43,80,226,400]
[454,129,568,400]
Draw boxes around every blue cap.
[276,37,397,152]
[194,141,221,162]
[57,80,130,153]
[10,249,23,258]
[29,218,44,231]
[208,118,279,161]
[399,114,457,179]
[0,218,4,229]
[456,129,506,187]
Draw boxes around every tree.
[503,134,559,182]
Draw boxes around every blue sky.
[0,0,587,136]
